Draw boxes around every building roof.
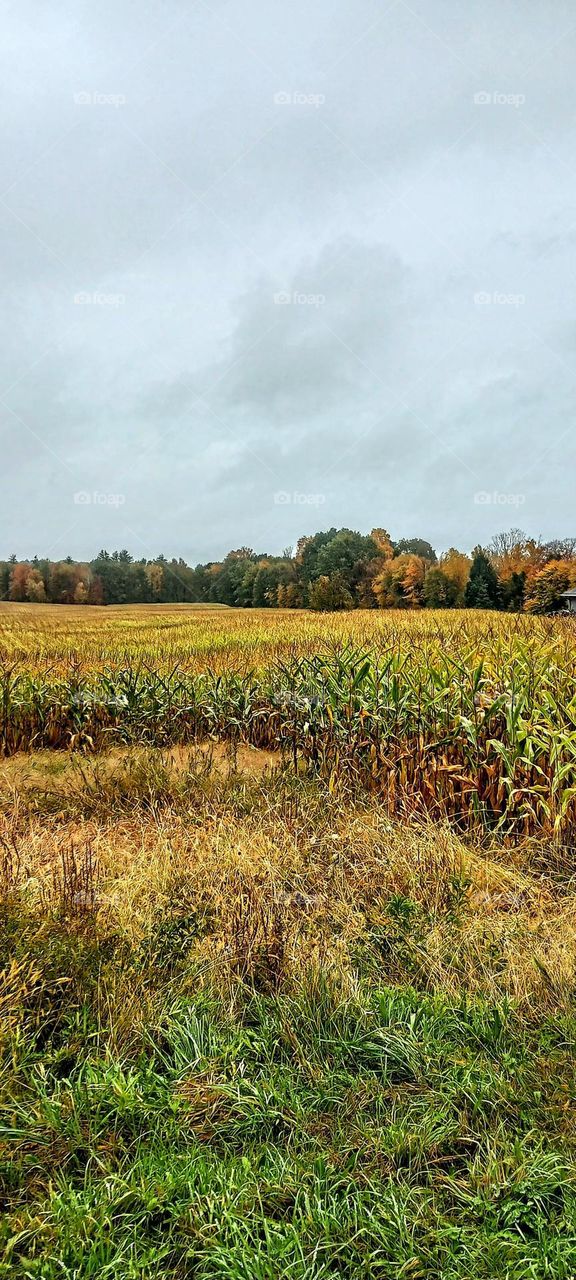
[560,589,576,598]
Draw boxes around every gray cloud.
[1,0,576,563]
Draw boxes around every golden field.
[0,599,570,671]
[1,603,575,837]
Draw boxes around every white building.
[560,589,576,613]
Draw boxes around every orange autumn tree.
[9,562,33,601]
[370,528,395,560]
[487,529,542,577]
[373,554,427,608]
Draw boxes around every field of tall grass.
[2,603,576,837]
[2,605,576,1277]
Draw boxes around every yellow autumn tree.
[438,548,472,605]
[145,562,164,600]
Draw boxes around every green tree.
[0,562,10,600]
[394,538,437,563]
[312,529,379,603]
[208,549,260,606]
[295,530,338,583]
[464,549,500,609]
[308,573,354,611]
[500,570,526,612]
[423,568,457,608]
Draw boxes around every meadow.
[1,604,576,1278]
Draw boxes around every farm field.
[0,599,570,669]
[2,605,576,1277]
[2,603,576,836]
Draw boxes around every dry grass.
[3,747,575,1014]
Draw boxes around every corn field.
[2,603,576,836]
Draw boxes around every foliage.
[524,561,576,614]
[308,572,354,611]
[394,536,437,562]
[422,567,458,608]
[3,525,576,613]
[372,553,427,607]
[438,548,472,604]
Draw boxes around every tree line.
[2,528,576,613]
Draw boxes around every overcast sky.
[2,0,576,563]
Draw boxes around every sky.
[2,0,576,564]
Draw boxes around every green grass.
[2,755,576,1278]
[2,924,576,1278]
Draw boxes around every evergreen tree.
[464,548,501,609]
[500,570,526,612]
